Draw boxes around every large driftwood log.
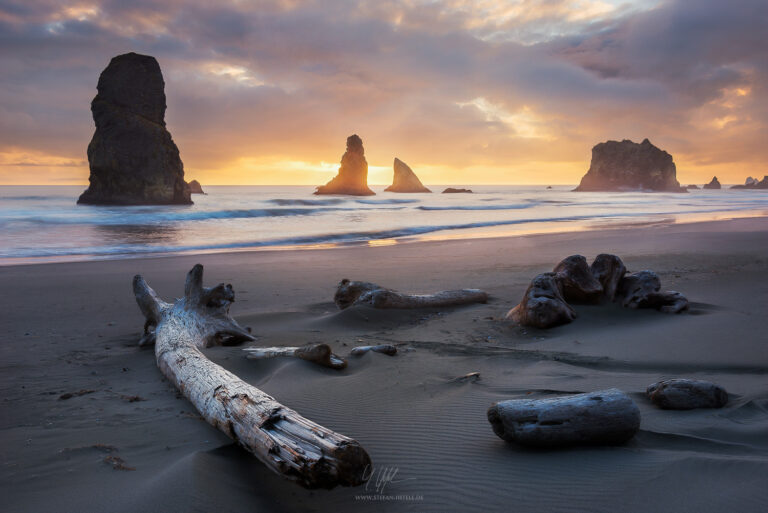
[553,255,603,304]
[334,279,488,310]
[487,388,640,447]
[505,273,576,328]
[133,265,370,488]
[647,379,728,409]
[243,343,347,370]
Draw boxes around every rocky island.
[77,52,191,205]
[315,135,375,196]
[703,176,721,189]
[384,158,431,193]
[732,176,768,189]
[574,138,685,192]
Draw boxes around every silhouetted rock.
[315,135,374,196]
[702,176,721,189]
[731,175,768,189]
[384,158,431,193]
[186,180,205,194]
[442,188,473,193]
[575,138,684,192]
[686,184,700,189]
[647,379,728,410]
[78,53,191,205]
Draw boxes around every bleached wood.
[244,343,347,370]
[133,265,370,488]
[350,344,397,356]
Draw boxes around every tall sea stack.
[315,134,375,196]
[575,139,684,193]
[78,52,191,205]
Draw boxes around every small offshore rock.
[702,176,721,190]
[442,187,473,193]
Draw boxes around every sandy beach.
[1,217,767,513]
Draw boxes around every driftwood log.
[647,379,728,409]
[243,343,347,370]
[509,254,689,328]
[350,344,398,356]
[506,272,576,328]
[133,265,370,488]
[334,279,488,310]
[487,388,641,447]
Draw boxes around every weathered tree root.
[133,265,370,488]
[488,388,641,447]
[244,343,348,370]
[508,254,689,328]
[335,279,488,310]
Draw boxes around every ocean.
[1,185,767,265]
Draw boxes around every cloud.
[0,0,765,185]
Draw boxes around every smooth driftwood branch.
[334,279,488,310]
[487,388,640,447]
[350,344,398,356]
[133,265,370,488]
[243,343,348,370]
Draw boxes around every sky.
[0,0,766,186]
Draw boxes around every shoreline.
[2,209,766,267]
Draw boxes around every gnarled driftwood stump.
[133,264,371,488]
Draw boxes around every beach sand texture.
[1,218,767,512]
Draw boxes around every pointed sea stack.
[703,176,721,189]
[575,138,685,193]
[78,52,191,205]
[315,135,375,196]
[384,158,431,193]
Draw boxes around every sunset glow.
[1,0,766,185]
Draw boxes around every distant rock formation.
[186,179,205,194]
[78,52,191,205]
[574,138,684,193]
[731,175,768,189]
[442,188,473,193]
[686,184,700,189]
[702,176,721,189]
[315,135,375,196]
[384,158,431,193]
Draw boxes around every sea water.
[1,185,767,264]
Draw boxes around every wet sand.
[1,217,767,512]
